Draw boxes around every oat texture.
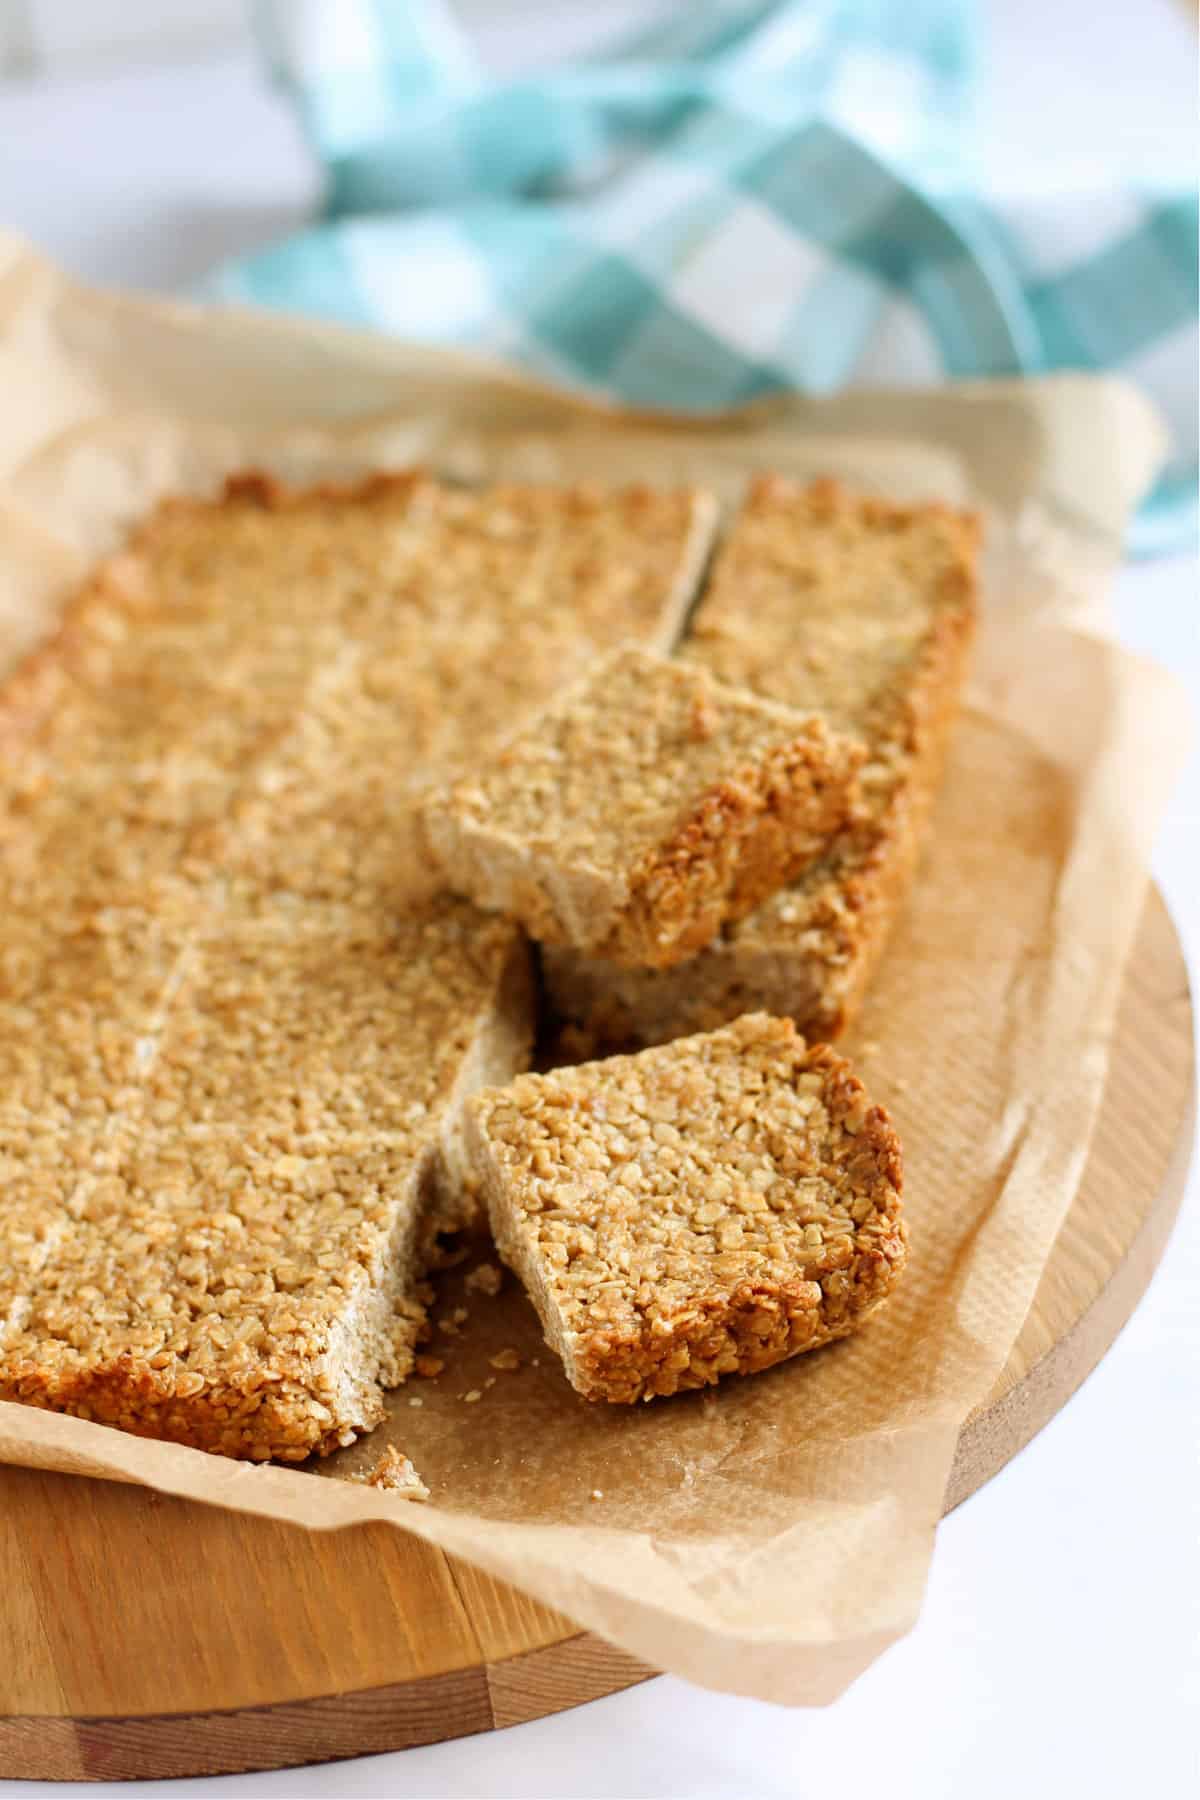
[0,470,716,1458]
[0,899,532,1459]
[543,477,980,1045]
[426,646,862,968]
[467,1013,906,1403]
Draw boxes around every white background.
[0,3,1196,1796]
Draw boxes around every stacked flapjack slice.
[537,477,980,1044]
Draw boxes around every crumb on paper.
[464,1261,503,1297]
[463,1389,483,1403]
[414,1354,445,1378]
[356,1445,429,1501]
[489,1347,521,1372]
[590,1489,604,1501]
[438,1306,470,1337]
[408,1396,424,1407]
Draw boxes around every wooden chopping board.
[0,887,1192,1784]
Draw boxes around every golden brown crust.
[612,715,861,967]
[1,1339,405,1463]
[216,468,428,512]
[468,1014,906,1403]
[426,647,861,969]
[544,478,980,1044]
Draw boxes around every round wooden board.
[1,889,1193,1784]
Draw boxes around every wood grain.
[0,888,1192,1783]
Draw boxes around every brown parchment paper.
[0,231,1191,1706]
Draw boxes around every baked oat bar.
[3,472,719,921]
[424,646,862,969]
[466,1013,906,1403]
[544,477,980,1044]
[1,469,723,1460]
[0,898,533,1460]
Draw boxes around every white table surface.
[0,5,1196,1796]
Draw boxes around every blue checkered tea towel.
[207,1,1198,554]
